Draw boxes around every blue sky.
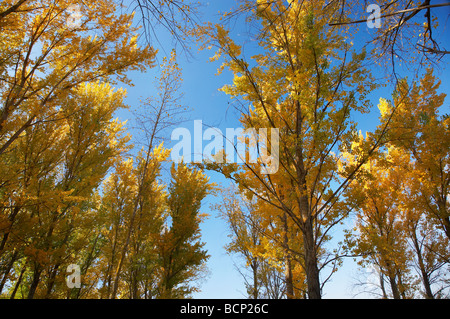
[118,1,450,298]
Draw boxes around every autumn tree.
[0,81,131,298]
[400,165,450,299]
[218,187,268,299]
[156,163,212,298]
[0,0,154,298]
[0,2,154,297]
[0,0,155,157]
[96,146,167,299]
[217,186,304,299]
[196,0,385,299]
[378,69,449,241]
[97,157,211,299]
[82,49,211,300]
[344,143,450,299]
[343,146,415,299]
[344,69,450,299]
[0,0,213,299]
[95,148,212,300]
[378,70,450,298]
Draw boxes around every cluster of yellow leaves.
[343,69,450,298]
[197,0,380,299]
[0,0,211,299]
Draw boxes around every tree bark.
[44,264,60,299]
[0,250,19,294]
[411,228,434,298]
[10,263,26,299]
[251,259,259,299]
[0,206,21,258]
[386,264,401,299]
[282,213,294,299]
[302,216,321,299]
[27,265,42,299]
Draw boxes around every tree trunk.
[10,263,26,299]
[0,206,21,258]
[298,189,321,299]
[379,272,388,299]
[44,263,60,299]
[442,216,450,241]
[27,265,43,299]
[436,197,450,240]
[303,218,321,299]
[251,259,259,299]
[0,250,19,294]
[411,229,434,298]
[111,213,135,299]
[282,213,294,299]
[111,162,150,299]
[386,266,400,299]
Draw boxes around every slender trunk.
[44,215,74,298]
[144,279,149,299]
[111,163,151,299]
[0,206,21,257]
[111,210,136,299]
[130,267,140,299]
[44,264,60,299]
[251,259,259,299]
[436,197,450,240]
[10,263,26,299]
[103,267,112,299]
[386,265,400,299]
[284,255,294,299]
[27,265,43,299]
[294,96,321,299]
[130,240,142,299]
[442,216,450,241]
[299,191,321,299]
[111,144,157,298]
[397,272,407,299]
[379,272,388,299]
[28,214,58,299]
[420,268,434,299]
[0,250,19,294]
[102,234,118,298]
[411,230,434,299]
[104,223,119,298]
[302,217,321,299]
[282,213,294,299]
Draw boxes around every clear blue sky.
[119,1,450,299]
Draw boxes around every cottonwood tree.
[0,82,131,298]
[216,186,303,299]
[0,0,211,299]
[0,0,153,299]
[0,0,155,157]
[195,0,389,299]
[157,163,212,298]
[107,50,208,299]
[343,146,415,299]
[344,70,450,299]
[378,69,449,241]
